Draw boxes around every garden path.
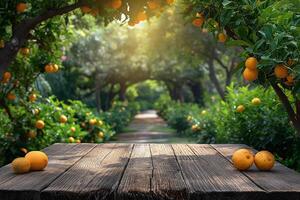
[110,110,192,143]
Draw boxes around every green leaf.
[226,40,251,47]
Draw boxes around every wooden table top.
[0,143,300,200]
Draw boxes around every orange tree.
[183,0,300,134]
[0,0,173,74]
[0,0,172,165]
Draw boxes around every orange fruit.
[27,130,37,139]
[192,18,204,27]
[236,105,245,113]
[243,68,258,81]
[128,19,138,27]
[75,139,81,143]
[68,136,75,143]
[98,131,104,138]
[191,124,200,131]
[45,64,54,73]
[218,33,227,43]
[33,108,40,115]
[254,150,275,171]
[89,119,97,126]
[147,0,160,10]
[35,120,45,129]
[16,3,27,13]
[60,115,68,123]
[70,127,76,133]
[80,6,92,13]
[98,120,103,126]
[11,157,31,174]
[29,93,37,102]
[52,64,59,72]
[232,149,254,171]
[7,92,16,101]
[251,97,261,105]
[274,64,288,79]
[3,72,12,80]
[111,0,122,9]
[245,57,258,70]
[136,11,147,22]
[287,75,294,83]
[20,47,30,56]
[166,0,174,4]
[25,151,48,171]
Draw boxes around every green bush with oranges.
[157,85,300,171]
[0,95,139,166]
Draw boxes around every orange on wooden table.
[232,148,254,171]
[254,150,275,171]
[12,157,31,174]
[25,151,48,171]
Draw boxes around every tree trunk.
[105,83,116,110]
[165,83,176,101]
[207,58,226,101]
[95,74,102,113]
[188,82,205,106]
[271,83,300,135]
[119,82,127,101]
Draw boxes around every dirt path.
[110,110,192,143]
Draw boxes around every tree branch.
[224,26,239,40]
[214,56,228,70]
[270,82,300,134]
[0,1,83,74]
[14,1,83,40]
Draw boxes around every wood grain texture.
[116,144,153,200]
[0,143,75,186]
[172,144,265,200]
[0,143,96,200]
[212,144,300,200]
[42,143,133,200]
[1,143,300,200]
[150,144,188,200]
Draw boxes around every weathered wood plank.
[116,144,153,200]
[212,144,300,200]
[0,143,96,200]
[0,143,76,187]
[150,144,188,200]
[172,144,265,200]
[41,143,133,200]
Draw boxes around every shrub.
[102,101,140,133]
[157,85,300,171]
[0,97,141,166]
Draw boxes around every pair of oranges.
[12,151,48,174]
[232,148,275,171]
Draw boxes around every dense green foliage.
[183,0,300,134]
[157,85,300,170]
[0,97,138,166]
